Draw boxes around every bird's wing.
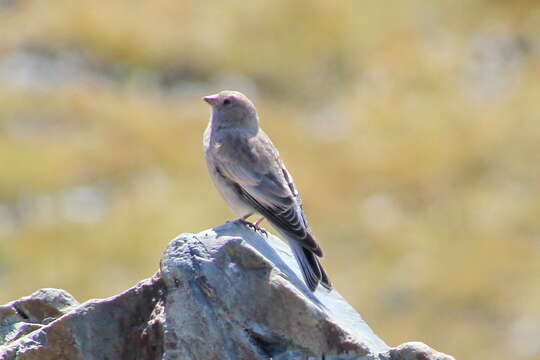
[215,132,322,255]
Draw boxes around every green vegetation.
[1,1,540,359]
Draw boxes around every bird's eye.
[223,99,231,106]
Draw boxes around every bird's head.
[203,90,259,132]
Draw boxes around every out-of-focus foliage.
[1,1,540,359]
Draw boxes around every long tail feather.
[287,238,332,291]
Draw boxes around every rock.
[386,342,455,360]
[0,288,78,345]
[160,222,387,359]
[0,279,164,360]
[0,222,455,360]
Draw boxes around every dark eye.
[223,99,231,106]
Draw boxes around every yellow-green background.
[1,1,540,359]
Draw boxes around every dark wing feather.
[215,132,321,255]
[233,182,321,255]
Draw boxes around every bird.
[202,90,332,291]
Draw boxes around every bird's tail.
[287,238,332,292]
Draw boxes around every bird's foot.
[234,218,268,237]
[255,225,268,237]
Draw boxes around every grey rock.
[0,222,455,360]
[386,342,454,360]
[0,278,164,360]
[161,222,386,359]
[0,288,78,345]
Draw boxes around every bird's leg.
[237,213,253,222]
[233,214,267,236]
[228,213,250,224]
[231,213,254,226]
[253,217,268,236]
[244,216,267,236]
[254,217,265,227]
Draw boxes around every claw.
[254,217,268,236]
[234,218,268,237]
[256,226,268,236]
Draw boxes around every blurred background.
[1,0,539,358]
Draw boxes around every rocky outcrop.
[0,278,164,360]
[0,222,454,360]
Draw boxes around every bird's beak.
[203,94,219,106]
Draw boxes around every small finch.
[203,90,331,291]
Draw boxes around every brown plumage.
[203,90,331,291]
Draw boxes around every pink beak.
[203,94,219,106]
